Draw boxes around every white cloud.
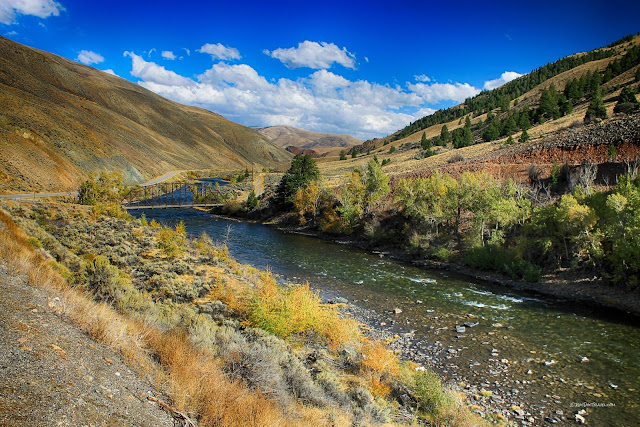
[161,50,176,60]
[197,43,241,60]
[147,48,156,57]
[102,69,117,76]
[415,74,431,82]
[124,51,193,87]
[0,0,64,25]
[483,71,522,90]
[183,48,190,56]
[5,30,17,36]
[76,50,104,65]
[265,40,356,70]
[408,81,481,104]
[124,54,497,139]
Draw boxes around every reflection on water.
[134,208,640,425]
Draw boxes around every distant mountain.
[0,36,291,192]
[257,125,361,151]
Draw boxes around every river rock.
[464,321,479,328]
[580,356,589,363]
[575,414,586,424]
[456,325,466,333]
[393,308,403,314]
[330,297,348,304]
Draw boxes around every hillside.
[0,36,291,192]
[257,125,361,151]
[322,34,640,182]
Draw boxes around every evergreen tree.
[276,154,320,205]
[636,67,640,82]
[502,115,517,136]
[420,131,430,150]
[440,124,450,144]
[482,122,500,142]
[339,150,347,160]
[519,129,530,143]
[584,86,607,123]
[613,86,639,114]
[539,84,560,119]
[518,108,531,130]
[465,116,472,129]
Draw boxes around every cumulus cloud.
[123,54,509,139]
[124,51,193,87]
[0,0,64,25]
[125,56,419,138]
[265,40,356,70]
[161,50,176,60]
[415,74,431,82]
[102,69,117,76]
[76,50,104,65]
[198,43,241,60]
[483,71,522,90]
[408,81,481,104]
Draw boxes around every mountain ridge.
[257,125,361,151]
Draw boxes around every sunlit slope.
[0,36,291,191]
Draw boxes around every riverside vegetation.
[0,196,485,426]
[241,153,640,294]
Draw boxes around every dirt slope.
[0,261,173,426]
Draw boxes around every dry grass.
[0,208,329,426]
[147,329,284,427]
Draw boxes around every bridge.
[122,181,235,210]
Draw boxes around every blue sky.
[2,0,639,139]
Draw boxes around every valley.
[1,15,640,427]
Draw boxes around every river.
[133,207,639,425]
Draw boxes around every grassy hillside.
[321,34,640,182]
[0,36,291,192]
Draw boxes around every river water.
[134,208,639,425]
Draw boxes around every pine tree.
[519,129,530,143]
[440,124,450,144]
[539,84,560,119]
[584,86,608,123]
[420,131,429,150]
[482,122,500,142]
[465,116,472,129]
[519,109,531,130]
[613,86,639,114]
[276,154,320,205]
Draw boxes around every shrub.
[79,255,136,303]
[248,278,361,349]
[465,244,541,281]
[246,190,259,209]
[157,221,187,258]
